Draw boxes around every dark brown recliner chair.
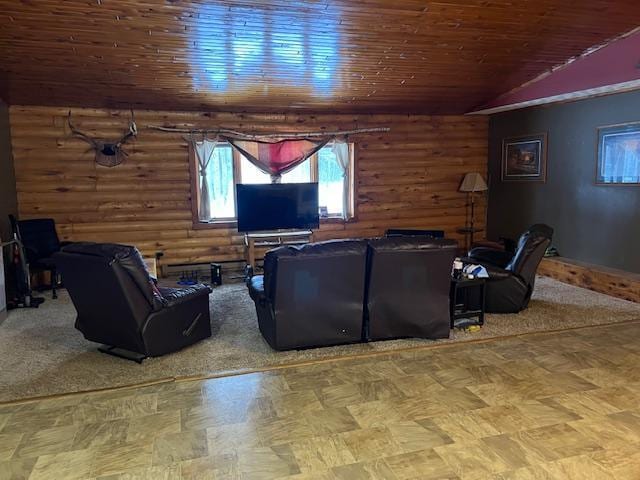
[248,239,368,350]
[465,224,553,313]
[466,224,553,269]
[54,242,212,362]
[366,237,457,341]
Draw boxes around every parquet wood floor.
[2,322,640,479]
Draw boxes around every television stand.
[244,230,313,271]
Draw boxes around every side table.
[449,276,486,329]
[244,230,313,271]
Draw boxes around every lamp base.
[457,227,485,252]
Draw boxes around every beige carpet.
[1,276,639,403]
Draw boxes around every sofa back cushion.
[366,237,457,340]
[262,239,367,349]
[60,242,165,310]
[506,228,552,287]
[54,243,156,353]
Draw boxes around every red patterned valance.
[224,136,329,179]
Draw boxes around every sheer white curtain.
[331,139,350,218]
[192,136,218,221]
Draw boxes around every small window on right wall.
[596,122,640,185]
[318,144,353,219]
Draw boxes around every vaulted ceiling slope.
[1,0,640,114]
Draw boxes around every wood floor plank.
[1,322,640,479]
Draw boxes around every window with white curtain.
[597,126,640,184]
[318,145,350,218]
[204,144,235,219]
[195,142,355,222]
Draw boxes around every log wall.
[10,106,488,268]
[539,257,640,303]
[0,100,17,242]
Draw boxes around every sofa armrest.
[499,237,517,253]
[159,284,211,308]
[467,247,513,269]
[247,274,278,349]
[480,263,516,281]
[248,275,266,303]
[481,265,529,295]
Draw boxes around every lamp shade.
[459,172,488,192]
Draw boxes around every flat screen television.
[236,183,320,232]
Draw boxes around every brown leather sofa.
[249,239,368,350]
[248,237,457,350]
[367,237,457,341]
[54,242,212,361]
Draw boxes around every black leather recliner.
[54,242,212,361]
[467,224,553,268]
[465,224,553,313]
[249,239,368,350]
[366,237,457,340]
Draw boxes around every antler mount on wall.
[67,110,137,167]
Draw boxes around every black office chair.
[9,215,65,299]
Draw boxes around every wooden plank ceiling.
[1,1,640,114]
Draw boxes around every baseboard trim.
[0,377,174,406]
[3,315,640,406]
[173,316,640,384]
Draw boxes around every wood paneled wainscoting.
[10,106,487,269]
[539,257,640,303]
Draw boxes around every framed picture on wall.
[501,133,547,182]
[596,122,640,185]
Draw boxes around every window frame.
[595,121,640,186]
[190,141,356,229]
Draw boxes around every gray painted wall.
[488,89,640,273]
[0,100,15,321]
[0,101,16,241]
